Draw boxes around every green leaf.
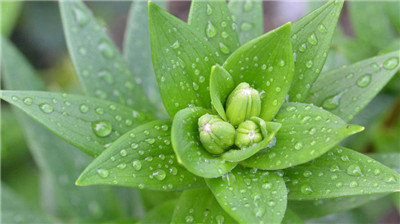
[59,0,153,111]
[206,166,287,224]
[228,0,263,45]
[171,107,237,178]
[289,0,344,102]
[77,120,205,191]
[0,90,153,156]
[385,1,400,33]
[210,64,235,120]
[188,0,240,60]
[241,103,364,170]
[0,1,22,36]
[368,153,400,171]
[224,23,294,122]
[284,146,400,200]
[138,200,177,224]
[288,194,387,219]
[171,188,236,224]
[221,120,281,162]
[123,0,167,117]
[306,51,400,122]
[149,2,223,117]
[281,209,304,224]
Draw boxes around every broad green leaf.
[171,188,236,224]
[188,0,240,60]
[222,121,281,162]
[77,120,205,191]
[348,1,396,52]
[306,51,400,122]
[289,0,344,102]
[284,146,400,200]
[123,0,167,117]
[210,64,235,120]
[138,200,177,224]
[0,1,22,36]
[171,107,237,178]
[149,2,223,117]
[0,90,153,156]
[206,166,287,224]
[228,0,263,45]
[288,194,387,219]
[59,0,153,111]
[241,103,364,170]
[1,184,52,223]
[282,209,304,224]
[1,38,123,220]
[224,23,294,122]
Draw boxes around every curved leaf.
[171,107,237,178]
[222,121,281,162]
[206,166,287,224]
[171,188,236,224]
[224,23,294,122]
[0,90,153,156]
[0,1,22,36]
[228,0,263,45]
[284,146,400,200]
[149,2,223,117]
[188,0,240,60]
[289,0,344,101]
[306,51,400,122]
[59,0,153,111]
[210,64,235,120]
[77,120,205,191]
[123,0,167,117]
[138,200,177,224]
[242,103,364,170]
[282,209,304,224]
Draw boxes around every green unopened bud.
[226,82,261,126]
[198,114,236,154]
[235,120,263,148]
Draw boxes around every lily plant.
[1,0,400,223]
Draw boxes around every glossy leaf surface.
[224,23,294,122]
[149,2,223,117]
[77,120,205,191]
[284,147,400,200]
[306,51,400,122]
[242,103,364,170]
[171,188,236,224]
[0,91,153,156]
[289,0,344,101]
[210,64,234,120]
[59,0,152,111]
[172,107,237,178]
[206,166,287,224]
[228,0,263,45]
[188,0,240,60]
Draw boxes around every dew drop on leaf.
[346,164,363,177]
[120,149,127,157]
[185,215,194,223]
[221,31,229,39]
[298,43,306,52]
[206,4,213,15]
[79,104,89,113]
[370,63,381,72]
[132,160,142,171]
[39,103,54,113]
[98,70,114,84]
[240,22,253,31]
[318,23,327,33]
[97,169,109,178]
[384,176,397,184]
[206,21,217,38]
[23,97,33,105]
[307,33,318,45]
[300,184,313,194]
[171,40,180,49]
[153,170,166,181]
[91,120,112,137]
[383,57,399,70]
[219,42,230,54]
[73,6,89,27]
[356,73,371,88]
[98,39,114,58]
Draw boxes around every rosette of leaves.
[1,0,400,223]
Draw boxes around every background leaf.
[228,0,263,45]
[241,103,363,170]
[138,200,177,224]
[289,0,344,101]
[206,166,287,224]
[149,2,223,117]
[123,0,167,118]
[59,0,153,112]
[284,146,400,200]
[77,120,205,191]
[171,188,236,224]
[224,23,294,122]
[188,0,240,60]
[0,1,22,36]
[210,64,234,120]
[0,90,153,157]
[281,209,304,224]
[171,107,237,178]
[306,51,400,122]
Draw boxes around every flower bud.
[198,114,236,154]
[226,82,261,126]
[235,120,263,148]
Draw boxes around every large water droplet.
[98,39,114,58]
[346,164,363,177]
[23,97,33,105]
[80,104,89,113]
[153,170,166,181]
[322,95,340,110]
[383,57,399,70]
[307,33,318,45]
[219,42,230,54]
[97,169,109,178]
[132,160,142,171]
[73,6,89,27]
[301,184,313,194]
[356,74,371,88]
[91,120,112,137]
[171,40,180,49]
[206,4,213,15]
[243,0,253,12]
[240,22,253,31]
[39,103,54,113]
[318,24,327,33]
[206,21,217,38]
[98,70,114,84]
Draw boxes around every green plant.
[1,0,400,223]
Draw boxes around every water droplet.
[199,76,205,83]
[347,164,363,177]
[91,120,112,137]
[153,170,166,181]
[132,160,142,171]
[279,60,285,66]
[171,40,180,49]
[383,57,399,70]
[384,176,397,184]
[243,0,253,12]
[301,184,313,194]
[169,167,178,175]
[370,63,381,72]
[206,21,217,38]
[305,60,313,68]
[73,6,89,27]
[322,93,343,110]
[117,163,126,169]
[97,169,109,178]
[303,170,312,177]
[298,43,306,52]
[318,24,327,33]
[39,103,54,113]
[120,149,127,157]
[185,215,194,223]
[215,215,225,224]
[95,107,104,114]
[221,31,229,39]
[219,42,230,54]
[262,182,272,189]
[98,70,114,84]
[23,97,33,105]
[307,33,318,45]
[240,22,253,31]
[206,4,213,15]
[356,74,371,88]
[98,39,114,58]
[294,142,303,150]
[349,181,358,188]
